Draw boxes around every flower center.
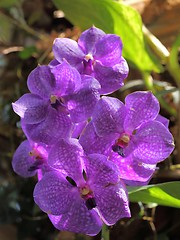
[80,185,97,210]
[50,95,58,104]
[81,186,91,196]
[84,53,93,62]
[28,147,45,172]
[117,133,130,148]
[29,148,42,159]
[112,133,130,157]
[83,54,95,75]
[50,95,68,113]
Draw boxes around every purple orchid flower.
[79,91,175,184]
[33,138,130,235]
[12,139,50,178]
[52,26,129,94]
[12,61,100,144]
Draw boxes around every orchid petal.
[12,93,48,124]
[12,140,37,177]
[95,34,122,67]
[124,91,160,133]
[86,154,119,186]
[66,76,100,123]
[94,60,128,94]
[92,96,126,136]
[79,121,117,155]
[78,26,105,54]
[110,152,156,182]
[133,121,175,164]
[27,65,55,98]
[51,61,81,96]
[22,107,72,145]
[53,38,84,72]
[34,171,78,215]
[48,200,102,236]
[48,138,84,181]
[94,181,130,225]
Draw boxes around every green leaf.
[128,181,180,208]
[53,0,161,72]
[18,46,36,59]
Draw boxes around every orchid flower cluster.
[12,26,174,236]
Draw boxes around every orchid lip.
[28,159,44,172]
[112,145,125,157]
[66,175,97,211]
[66,175,97,210]
[79,184,97,210]
[50,95,68,113]
[85,197,97,210]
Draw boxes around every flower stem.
[101,225,110,240]
[1,12,44,40]
[142,25,169,62]
[142,72,177,117]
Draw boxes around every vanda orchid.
[51,26,128,94]
[11,26,174,236]
[33,139,130,235]
[80,91,174,185]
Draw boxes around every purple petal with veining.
[123,179,151,186]
[49,59,60,68]
[22,107,72,145]
[12,93,48,124]
[72,121,87,138]
[110,151,156,182]
[94,181,130,225]
[86,154,119,186]
[34,171,78,215]
[92,96,126,136]
[94,60,128,94]
[155,114,169,128]
[48,199,102,236]
[124,91,160,133]
[37,163,53,181]
[79,121,117,155]
[51,61,81,96]
[27,65,55,98]
[95,34,122,67]
[133,121,174,164]
[12,140,37,177]
[48,138,84,181]
[65,76,100,123]
[78,26,105,54]
[53,38,84,72]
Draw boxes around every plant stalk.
[101,225,110,240]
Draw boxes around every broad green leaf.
[53,0,161,72]
[128,181,180,208]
